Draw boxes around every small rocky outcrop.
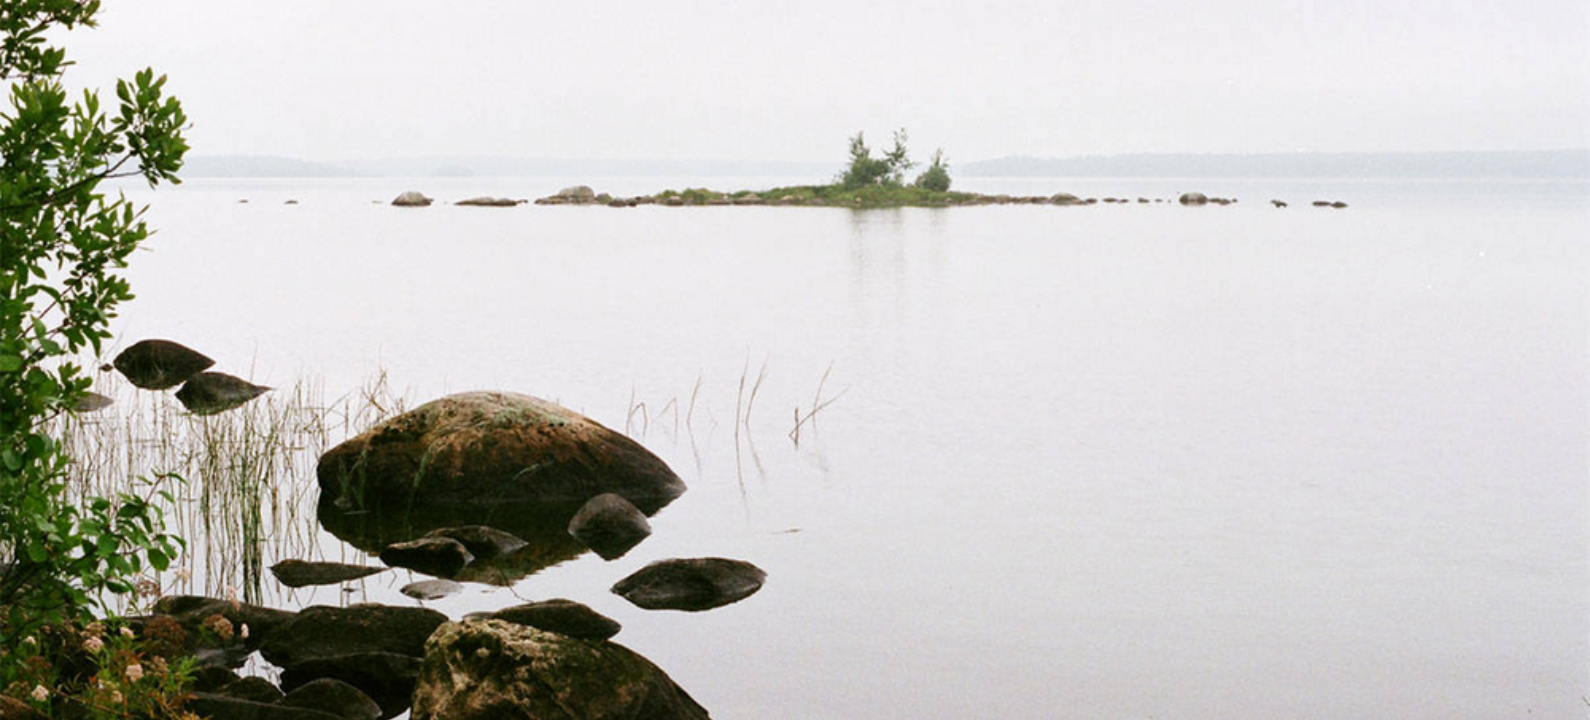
[488,599,621,641]
[391,192,433,207]
[279,678,383,720]
[259,604,447,666]
[316,392,686,514]
[1178,192,1209,206]
[535,186,597,205]
[423,526,527,560]
[380,537,474,578]
[270,560,386,588]
[400,579,464,601]
[567,493,652,560]
[175,372,270,415]
[1271,199,1288,208]
[112,339,214,390]
[279,652,423,720]
[455,197,519,207]
[1050,193,1086,206]
[411,620,708,720]
[611,558,766,612]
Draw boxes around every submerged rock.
[259,604,447,666]
[1178,192,1209,206]
[411,620,708,720]
[316,502,589,586]
[611,558,766,612]
[175,372,270,415]
[423,526,527,560]
[112,339,214,390]
[316,392,686,514]
[489,599,621,641]
[270,560,386,588]
[455,197,518,207]
[567,493,651,560]
[391,191,433,207]
[279,678,383,720]
[380,537,474,578]
[400,579,464,601]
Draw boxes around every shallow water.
[102,175,1587,719]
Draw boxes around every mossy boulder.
[411,620,707,720]
[316,392,685,514]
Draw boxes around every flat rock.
[271,560,386,588]
[380,537,474,578]
[259,604,447,666]
[455,197,518,207]
[411,620,707,720]
[112,339,214,390]
[567,493,651,560]
[400,579,464,601]
[278,678,383,720]
[422,526,527,560]
[611,558,766,612]
[176,372,270,415]
[489,599,621,640]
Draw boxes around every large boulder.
[259,604,447,666]
[411,620,708,720]
[567,493,651,560]
[175,371,270,415]
[112,339,214,389]
[612,558,766,612]
[316,392,686,514]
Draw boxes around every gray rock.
[422,526,527,560]
[271,560,387,588]
[1178,192,1209,206]
[611,557,766,612]
[278,678,383,720]
[400,579,464,601]
[556,186,596,203]
[380,537,474,578]
[411,620,708,720]
[567,493,651,560]
[316,392,686,515]
[175,372,270,415]
[489,599,621,640]
[1050,193,1086,206]
[391,191,433,207]
[259,604,447,666]
[112,339,214,390]
[455,197,518,207]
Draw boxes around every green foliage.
[1,618,198,719]
[838,129,915,190]
[914,149,951,192]
[1,0,189,651]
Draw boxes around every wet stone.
[271,560,386,588]
[567,493,652,560]
[489,599,621,641]
[611,558,767,612]
[176,371,270,415]
[400,579,464,601]
[112,339,214,389]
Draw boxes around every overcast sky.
[62,0,1590,162]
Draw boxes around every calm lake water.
[104,175,1587,719]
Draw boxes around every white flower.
[108,690,123,705]
[125,664,144,682]
[239,623,249,640]
[83,636,104,654]
[120,627,135,639]
[29,685,48,703]
[21,636,36,646]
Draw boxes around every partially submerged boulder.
[391,191,433,207]
[1050,193,1086,206]
[411,620,708,720]
[259,604,447,666]
[488,599,621,641]
[612,558,766,612]
[175,372,270,415]
[380,537,474,578]
[316,392,686,514]
[279,652,422,720]
[567,493,651,560]
[112,339,214,389]
[279,678,383,720]
[270,560,386,588]
[423,526,527,560]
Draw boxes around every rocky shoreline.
[382,186,1351,210]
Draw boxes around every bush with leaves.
[1,0,189,655]
[914,149,951,192]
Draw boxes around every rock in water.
[279,652,422,720]
[259,604,447,667]
[380,537,474,578]
[411,620,708,720]
[391,191,433,207]
[489,599,621,641]
[112,339,214,389]
[1178,192,1209,206]
[455,197,518,207]
[567,493,652,560]
[400,579,464,601]
[316,392,686,514]
[279,678,383,720]
[176,372,270,415]
[1050,193,1087,206]
[422,526,527,560]
[270,560,386,588]
[611,558,766,612]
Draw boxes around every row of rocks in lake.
[100,338,270,415]
[386,186,1350,209]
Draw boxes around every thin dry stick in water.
[744,359,769,429]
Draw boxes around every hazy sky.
[62,0,1590,162]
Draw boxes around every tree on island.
[839,129,951,192]
[1,0,188,654]
[914,149,951,192]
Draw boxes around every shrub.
[914,149,951,192]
